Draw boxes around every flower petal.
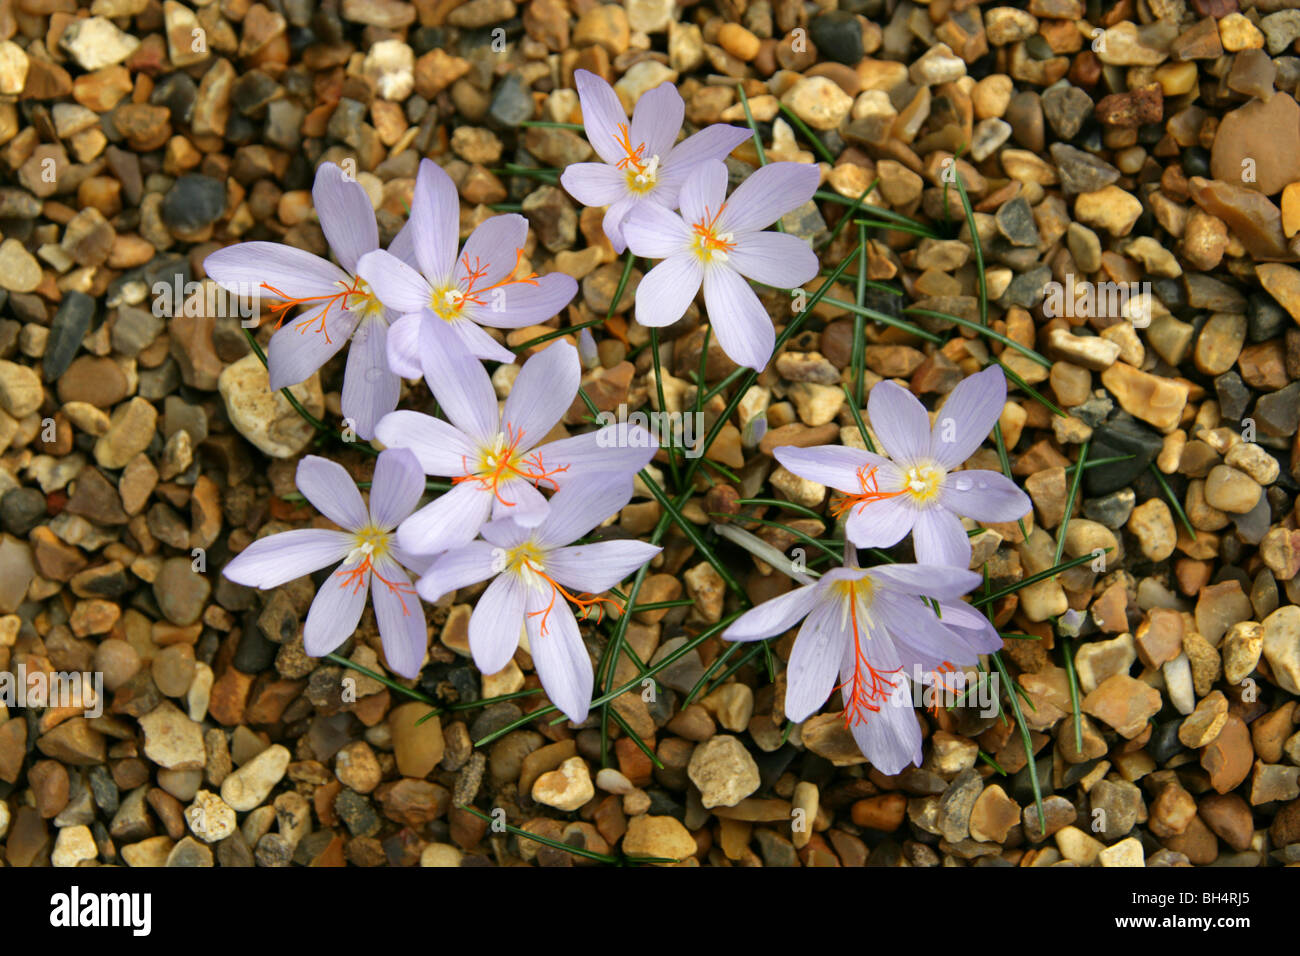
[911,507,972,568]
[629,81,684,160]
[303,561,370,657]
[385,312,423,378]
[356,249,430,315]
[939,469,1031,523]
[846,685,923,775]
[222,529,352,588]
[368,447,425,530]
[469,572,526,673]
[371,555,426,678]
[867,562,982,600]
[388,217,417,267]
[465,273,578,329]
[525,589,592,723]
[702,265,774,371]
[313,161,378,274]
[535,425,658,485]
[411,158,459,283]
[602,195,639,253]
[866,380,931,463]
[728,230,819,290]
[297,455,368,530]
[844,493,915,550]
[533,474,634,549]
[623,203,693,259]
[375,410,478,476]
[774,445,886,492]
[634,254,702,328]
[723,581,820,641]
[544,540,662,593]
[265,301,356,391]
[204,242,347,302]
[341,313,399,441]
[396,481,494,555]
[491,478,550,528]
[784,598,847,722]
[502,340,580,445]
[930,365,1008,468]
[716,161,820,235]
[450,316,516,363]
[678,159,729,226]
[456,214,529,291]
[575,68,631,166]
[660,124,752,197]
[416,541,500,602]
[561,162,629,207]
[418,318,500,443]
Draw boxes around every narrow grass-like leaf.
[1150,462,1197,540]
[1063,634,1084,754]
[903,307,1051,367]
[991,650,1045,835]
[1054,438,1089,567]
[776,102,837,164]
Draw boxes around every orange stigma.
[834,581,903,730]
[334,552,417,614]
[260,276,368,344]
[614,123,648,176]
[691,204,736,256]
[452,424,570,506]
[831,464,907,520]
[525,564,622,636]
[459,248,539,306]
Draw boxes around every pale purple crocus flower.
[622,159,819,371]
[417,476,661,722]
[723,555,1001,774]
[375,321,657,556]
[204,162,402,440]
[222,449,429,678]
[560,69,752,254]
[356,158,578,371]
[776,366,1032,568]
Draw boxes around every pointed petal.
[866,380,931,463]
[728,230,819,290]
[396,482,494,555]
[341,314,399,441]
[536,425,658,482]
[623,203,692,259]
[356,249,430,315]
[449,316,517,363]
[418,318,500,443]
[466,273,578,329]
[659,124,752,197]
[371,555,426,678]
[784,599,847,722]
[634,255,702,328]
[911,507,972,568]
[313,161,378,273]
[844,493,915,550]
[544,540,662,593]
[303,562,369,657]
[930,366,1008,468]
[204,242,347,302]
[222,529,352,588]
[723,582,820,641]
[716,161,820,234]
[702,266,774,371]
[368,447,425,530]
[561,162,629,207]
[866,562,981,600]
[847,689,923,775]
[678,159,729,226]
[602,195,639,253]
[525,589,592,723]
[388,217,417,267]
[491,478,550,528]
[630,81,684,159]
[415,541,500,602]
[469,572,526,673]
[265,301,355,391]
[297,455,368,530]
[502,340,580,444]
[575,68,631,166]
[457,214,529,290]
[774,445,884,492]
[939,470,1031,523]
[533,474,633,549]
[375,410,478,476]
[411,158,459,282]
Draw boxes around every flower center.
[503,540,622,636]
[451,424,569,505]
[903,463,944,504]
[690,204,736,264]
[614,123,659,194]
[335,525,417,613]
[260,275,373,344]
[430,249,540,321]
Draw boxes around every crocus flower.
[775,366,1032,568]
[560,69,752,254]
[204,162,401,440]
[622,159,819,371]
[222,449,429,678]
[417,475,662,723]
[356,158,577,371]
[375,321,657,556]
[723,556,1001,773]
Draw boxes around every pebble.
[532,755,595,811]
[1262,606,1300,695]
[687,735,760,809]
[139,702,206,770]
[51,824,98,867]
[218,354,324,459]
[1082,674,1161,739]
[622,814,696,862]
[221,744,291,812]
[782,77,853,131]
